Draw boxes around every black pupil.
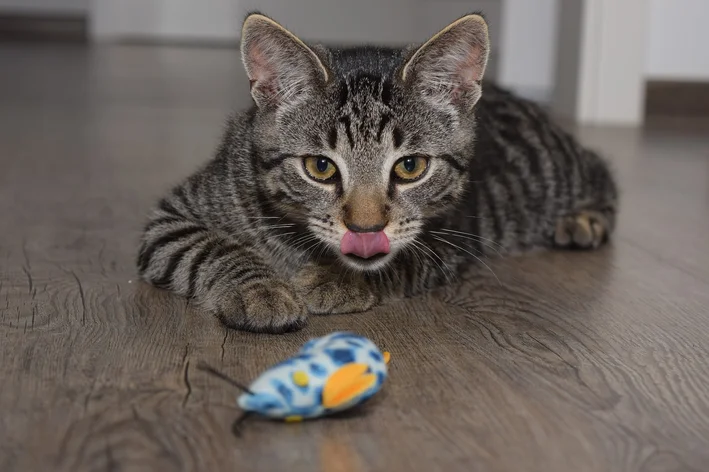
[403,157,416,173]
[316,158,329,173]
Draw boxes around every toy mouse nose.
[237,392,283,413]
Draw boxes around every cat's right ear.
[240,13,329,110]
[401,14,489,111]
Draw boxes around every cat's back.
[473,81,580,166]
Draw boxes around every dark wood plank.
[2,43,709,472]
[646,80,709,118]
[0,14,87,43]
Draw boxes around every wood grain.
[2,43,709,472]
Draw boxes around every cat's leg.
[137,199,307,333]
[553,146,618,250]
[553,209,613,249]
[294,263,379,315]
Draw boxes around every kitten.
[137,13,618,333]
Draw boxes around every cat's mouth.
[340,252,392,271]
[338,230,392,271]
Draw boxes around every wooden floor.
[2,43,709,472]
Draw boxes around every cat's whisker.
[430,235,502,287]
[404,244,426,271]
[430,229,505,257]
[264,231,297,239]
[435,228,504,249]
[293,235,319,251]
[302,240,324,260]
[410,238,455,282]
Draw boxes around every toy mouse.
[198,331,390,429]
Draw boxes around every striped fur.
[137,13,618,333]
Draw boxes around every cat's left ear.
[240,13,329,109]
[401,14,489,110]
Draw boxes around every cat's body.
[137,15,617,333]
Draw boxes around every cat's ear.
[240,13,329,109]
[401,14,489,110]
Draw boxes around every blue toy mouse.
[198,331,391,427]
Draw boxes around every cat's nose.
[342,199,389,233]
[344,221,388,233]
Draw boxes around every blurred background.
[0,0,706,126]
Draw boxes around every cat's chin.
[339,252,393,272]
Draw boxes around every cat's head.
[241,13,489,271]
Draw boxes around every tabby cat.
[137,13,618,333]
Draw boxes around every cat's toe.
[218,280,308,333]
[554,210,609,250]
[303,280,377,315]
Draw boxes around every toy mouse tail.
[196,361,255,395]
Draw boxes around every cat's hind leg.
[553,209,613,250]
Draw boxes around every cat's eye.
[392,156,429,182]
[303,156,338,182]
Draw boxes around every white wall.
[645,0,709,81]
[88,0,560,103]
[552,0,648,125]
[416,0,501,80]
[238,0,418,45]
[497,0,559,103]
[91,0,420,44]
[91,0,242,42]
[0,0,88,15]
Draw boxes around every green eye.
[393,156,428,181]
[303,156,338,182]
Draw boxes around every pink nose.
[340,231,390,259]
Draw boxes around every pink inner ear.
[457,45,484,85]
[247,44,278,93]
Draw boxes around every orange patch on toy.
[322,363,377,409]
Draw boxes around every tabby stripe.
[339,116,354,148]
[159,198,182,218]
[172,186,190,207]
[547,129,573,200]
[222,263,269,290]
[464,185,484,256]
[438,154,467,172]
[512,104,558,199]
[337,82,349,109]
[392,127,403,149]
[381,79,392,107]
[328,126,338,149]
[481,182,503,244]
[261,154,291,171]
[204,257,269,292]
[428,190,456,207]
[237,272,270,287]
[281,176,305,199]
[173,186,200,220]
[144,215,183,234]
[152,235,208,289]
[210,242,242,264]
[483,119,535,204]
[376,114,390,142]
[138,226,205,274]
[187,238,221,297]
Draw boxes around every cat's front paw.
[295,265,378,315]
[216,280,308,333]
[554,210,610,249]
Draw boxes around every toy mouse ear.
[240,13,329,110]
[401,14,490,110]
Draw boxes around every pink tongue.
[340,231,390,259]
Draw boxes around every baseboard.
[645,80,709,118]
[0,13,87,42]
